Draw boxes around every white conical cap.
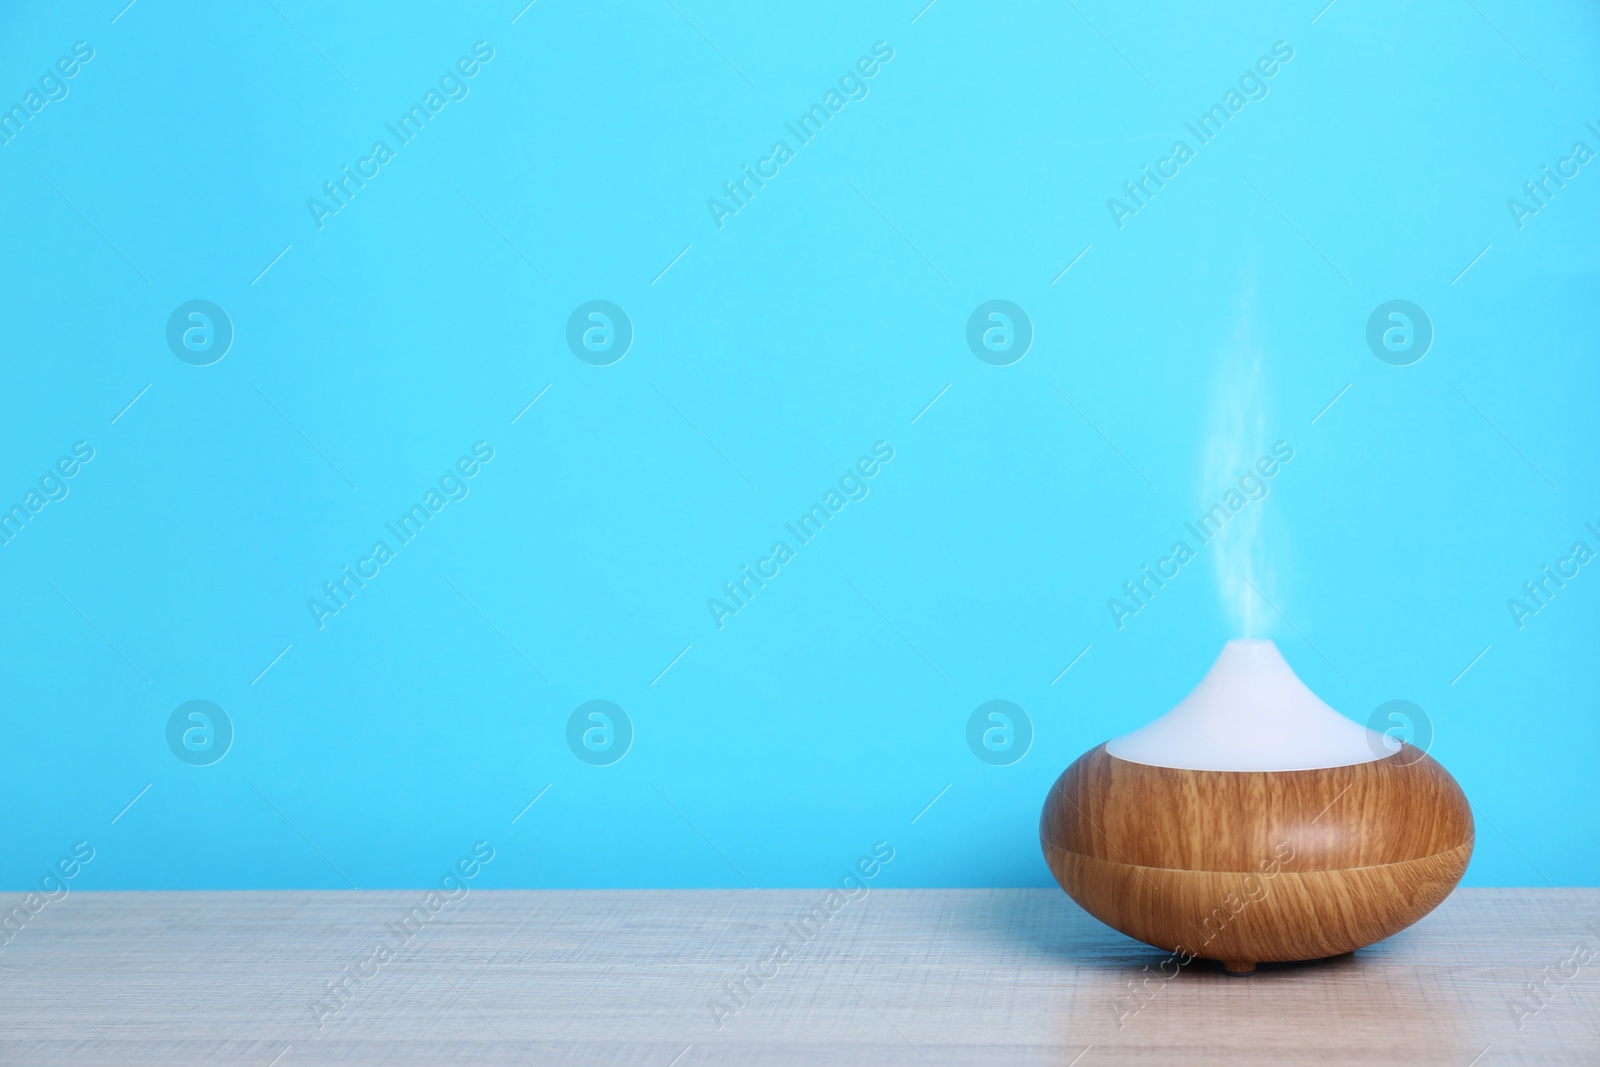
[1105,639,1398,771]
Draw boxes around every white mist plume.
[1202,281,1274,637]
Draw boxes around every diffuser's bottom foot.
[1220,960,1256,975]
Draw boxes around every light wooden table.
[0,888,1595,1065]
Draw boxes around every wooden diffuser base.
[1039,743,1473,971]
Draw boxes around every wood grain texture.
[1040,744,1474,966]
[0,889,1595,1065]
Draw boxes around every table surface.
[1,888,1596,1065]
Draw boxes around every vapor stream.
[1203,280,1273,637]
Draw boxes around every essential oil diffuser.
[1040,639,1472,973]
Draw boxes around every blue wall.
[1,0,1595,891]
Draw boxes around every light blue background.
[1,0,1595,891]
